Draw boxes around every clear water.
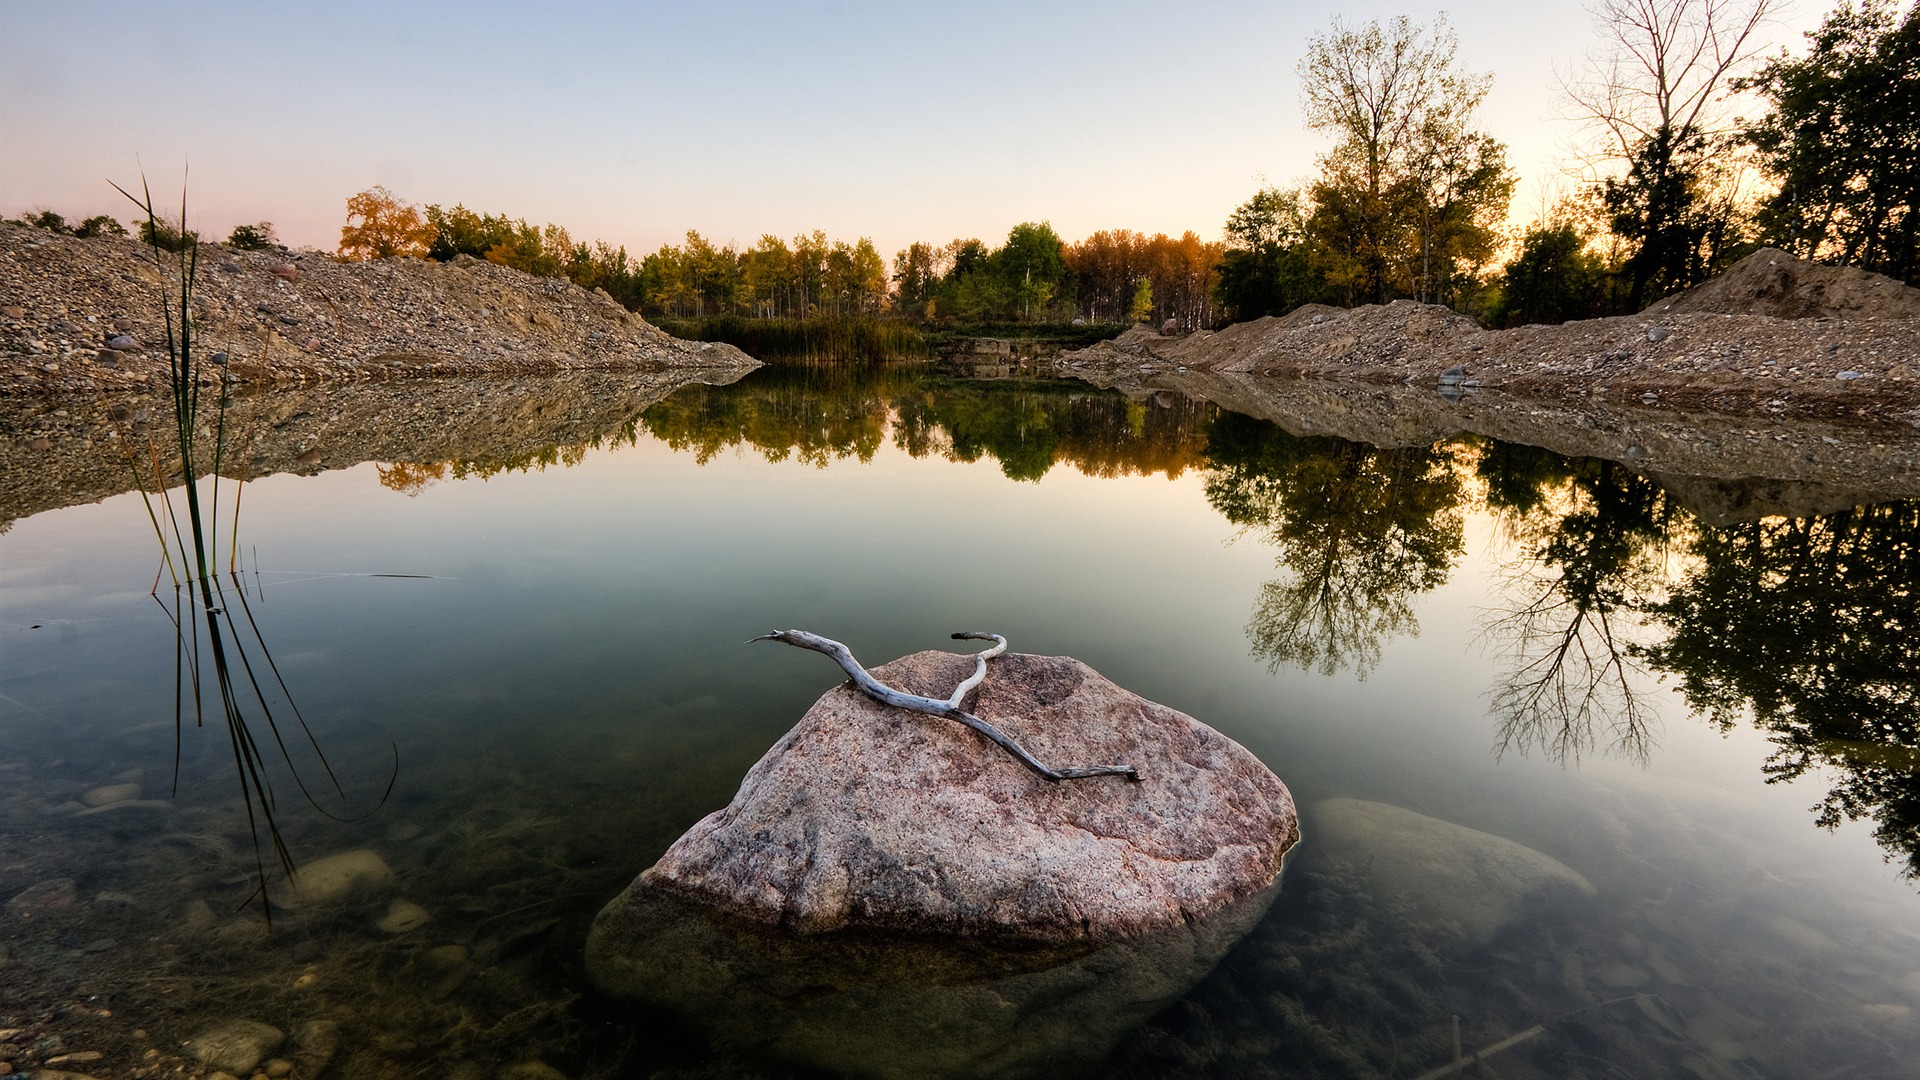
[2,368,1916,1079]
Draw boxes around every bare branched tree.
[1483,566,1657,765]
[1560,0,1781,306]
[1563,0,1781,160]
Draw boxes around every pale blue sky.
[0,1,1818,259]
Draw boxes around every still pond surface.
[3,366,1917,1079]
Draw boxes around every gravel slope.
[1060,249,1920,427]
[0,223,757,395]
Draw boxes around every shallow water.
[2,367,1917,1079]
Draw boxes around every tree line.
[359,0,1905,332]
[16,0,1911,333]
[332,189,1226,332]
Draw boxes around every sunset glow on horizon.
[1,0,1821,261]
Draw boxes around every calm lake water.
[3,366,1917,1079]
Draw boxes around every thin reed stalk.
[107,175,393,920]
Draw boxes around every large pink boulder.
[594,649,1298,946]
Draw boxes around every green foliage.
[76,214,128,238]
[1601,127,1748,307]
[1488,223,1614,326]
[1298,15,1515,307]
[225,221,278,250]
[421,203,648,307]
[13,210,126,237]
[1645,500,1920,877]
[1740,0,1920,282]
[913,222,1074,323]
[1216,186,1335,321]
[138,216,198,252]
[639,366,1214,481]
[653,315,928,363]
[424,203,517,261]
[1203,413,1464,678]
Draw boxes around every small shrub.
[75,215,128,238]
[226,221,278,250]
[138,217,199,253]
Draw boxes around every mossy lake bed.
[4,365,1919,1079]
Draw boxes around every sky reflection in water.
[2,367,1917,1078]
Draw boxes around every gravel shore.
[0,222,756,395]
[1060,249,1920,427]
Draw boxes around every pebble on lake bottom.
[376,900,431,933]
[79,783,140,807]
[182,1019,284,1075]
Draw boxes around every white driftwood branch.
[751,629,1141,783]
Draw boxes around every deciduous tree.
[339,185,433,260]
[1298,15,1514,306]
[1564,0,1778,306]
[1740,0,1920,281]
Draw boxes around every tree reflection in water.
[1646,501,1920,878]
[1475,444,1681,764]
[643,366,1213,481]
[357,366,1920,881]
[1202,413,1464,679]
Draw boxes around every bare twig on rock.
[751,629,1141,783]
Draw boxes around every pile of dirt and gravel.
[1060,248,1920,426]
[0,222,757,395]
[1647,247,1920,320]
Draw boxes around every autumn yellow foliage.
[339,185,434,260]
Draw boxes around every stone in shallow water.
[279,848,394,907]
[183,1018,284,1074]
[289,1019,341,1077]
[6,877,78,919]
[593,873,1280,1080]
[602,650,1298,944]
[375,899,431,933]
[588,649,1297,1078]
[80,782,140,806]
[1311,798,1595,946]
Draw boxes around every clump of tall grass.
[109,176,390,918]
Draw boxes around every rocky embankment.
[1062,249,1920,426]
[1078,371,1920,522]
[0,222,757,395]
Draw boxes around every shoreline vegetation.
[4,0,1917,414]
[651,315,1129,363]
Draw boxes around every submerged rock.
[6,877,78,919]
[592,876,1281,1080]
[280,849,394,907]
[79,782,140,806]
[588,648,1297,1078]
[602,650,1298,945]
[376,899,431,933]
[1312,798,1595,945]
[183,1018,284,1074]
